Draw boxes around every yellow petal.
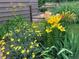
[6,51,10,55]
[10,45,14,47]
[10,38,14,41]
[46,28,52,33]
[23,57,27,59]
[26,49,30,53]
[30,45,33,49]
[2,56,6,59]
[21,50,25,54]
[32,53,35,58]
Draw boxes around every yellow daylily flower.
[10,45,14,48]
[18,39,21,42]
[6,51,10,55]
[31,42,34,45]
[35,44,39,47]
[18,46,22,50]
[23,57,27,59]
[32,52,35,58]
[54,14,62,23]
[1,42,6,45]
[30,45,33,49]
[46,28,52,33]
[2,56,6,59]
[47,14,62,24]
[34,40,37,43]
[57,25,65,32]
[1,46,5,51]
[26,49,30,53]
[21,50,25,54]
[14,46,18,50]
[47,16,55,24]
[60,27,65,31]
[10,38,14,41]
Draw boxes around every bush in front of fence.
[0,16,42,59]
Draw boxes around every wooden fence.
[0,0,38,22]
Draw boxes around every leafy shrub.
[38,0,79,7]
[51,2,79,22]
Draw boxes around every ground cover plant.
[0,16,42,59]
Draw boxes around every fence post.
[29,5,32,22]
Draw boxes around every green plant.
[41,24,79,59]
[0,16,42,59]
[51,2,79,23]
[0,10,79,59]
[41,46,73,59]
[38,0,79,7]
[64,24,79,59]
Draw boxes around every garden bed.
[0,1,79,59]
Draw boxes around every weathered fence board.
[0,0,38,22]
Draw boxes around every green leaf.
[57,48,73,55]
